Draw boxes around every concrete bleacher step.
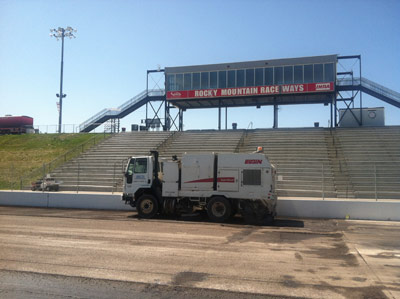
[47,126,400,198]
[51,131,172,192]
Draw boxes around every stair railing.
[19,133,113,190]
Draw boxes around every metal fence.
[15,133,112,191]
[5,158,400,200]
[72,158,127,194]
[275,162,400,201]
[34,124,109,134]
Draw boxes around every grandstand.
[47,127,400,199]
[334,126,400,199]
[50,131,171,192]
[49,54,400,199]
[238,128,336,198]
[158,130,244,158]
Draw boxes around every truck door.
[132,157,151,185]
[217,169,239,192]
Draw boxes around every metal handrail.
[79,89,165,132]
[118,89,164,111]
[336,77,400,102]
[361,77,400,100]
[19,133,112,190]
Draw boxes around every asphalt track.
[0,207,399,298]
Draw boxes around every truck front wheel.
[207,197,232,223]
[137,194,159,219]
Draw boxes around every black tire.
[137,194,159,219]
[207,197,232,223]
[229,201,238,220]
[240,201,274,226]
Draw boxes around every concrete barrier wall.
[0,191,49,207]
[0,191,132,211]
[1,191,399,221]
[277,199,400,221]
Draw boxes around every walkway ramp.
[79,89,165,133]
[337,77,400,108]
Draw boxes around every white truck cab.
[123,151,277,225]
[124,156,154,198]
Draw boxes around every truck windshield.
[134,158,147,173]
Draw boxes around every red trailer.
[0,115,34,134]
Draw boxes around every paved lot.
[0,207,399,298]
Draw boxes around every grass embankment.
[0,133,106,190]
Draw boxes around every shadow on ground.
[128,212,304,228]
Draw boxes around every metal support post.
[165,102,170,131]
[322,163,325,200]
[218,100,221,130]
[179,109,184,131]
[360,56,363,126]
[112,162,116,194]
[330,95,334,128]
[225,107,227,130]
[334,98,337,127]
[76,162,80,193]
[374,164,377,201]
[10,164,14,191]
[273,104,278,129]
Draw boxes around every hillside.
[0,133,106,189]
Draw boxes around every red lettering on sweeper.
[245,159,263,164]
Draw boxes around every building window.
[201,72,209,89]
[284,66,293,84]
[274,67,283,85]
[192,73,200,90]
[184,73,191,90]
[294,65,303,84]
[236,69,245,87]
[255,68,263,86]
[324,63,334,82]
[218,71,227,88]
[210,71,217,89]
[264,68,273,85]
[243,169,261,186]
[245,69,255,87]
[304,64,313,83]
[166,74,175,91]
[176,74,183,91]
[314,64,323,82]
[227,70,235,88]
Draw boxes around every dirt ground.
[0,206,399,299]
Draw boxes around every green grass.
[0,133,106,190]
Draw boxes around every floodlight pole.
[58,30,65,134]
[50,27,76,133]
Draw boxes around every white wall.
[0,191,132,211]
[277,199,400,221]
[1,191,399,221]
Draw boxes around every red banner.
[167,82,334,100]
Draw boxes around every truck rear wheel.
[137,194,159,219]
[207,197,232,223]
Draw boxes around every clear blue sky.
[1,0,399,132]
